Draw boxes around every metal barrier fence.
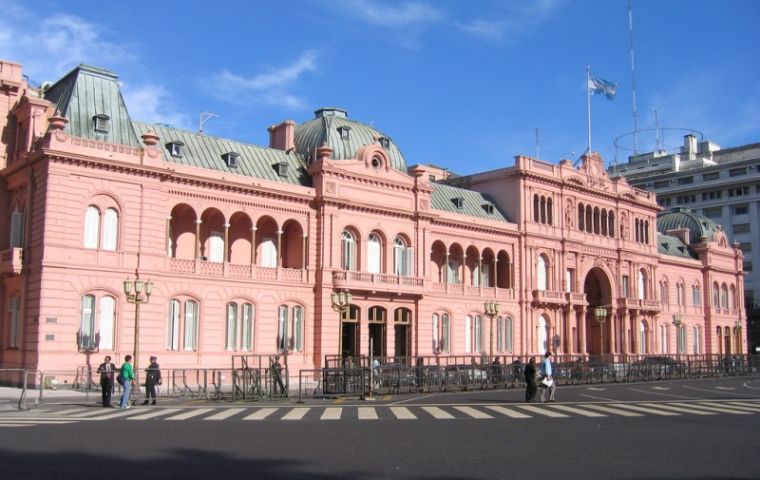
[3,354,759,409]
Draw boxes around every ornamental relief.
[325,182,336,194]
[419,199,429,211]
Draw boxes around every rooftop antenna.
[628,0,639,156]
[199,112,218,135]
[654,109,662,153]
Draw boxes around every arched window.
[536,255,548,291]
[536,315,548,353]
[278,304,304,352]
[729,285,736,310]
[84,206,100,249]
[168,298,199,351]
[79,294,116,351]
[441,313,450,353]
[634,219,640,243]
[578,203,585,231]
[496,316,503,352]
[692,285,701,306]
[368,233,381,273]
[464,315,472,353]
[638,270,646,300]
[640,321,647,354]
[260,237,277,267]
[660,281,668,305]
[226,302,238,351]
[394,237,412,276]
[540,196,546,224]
[547,197,553,225]
[601,209,608,236]
[585,205,592,233]
[644,220,650,244]
[341,230,356,270]
[712,283,720,307]
[474,315,483,353]
[720,284,728,309]
[593,207,600,234]
[432,313,439,352]
[608,212,615,238]
[533,195,540,222]
[227,302,256,351]
[102,208,119,251]
[660,325,668,354]
[693,326,701,354]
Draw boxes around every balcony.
[532,289,567,307]
[567,292,586,306]
[333,270,425,295]
[0,248,22,277]
[431,282,515,300]
[616,297,662,313]
[168,258,307,283]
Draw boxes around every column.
[621,311,629,354]
[608,311,616,355]
[223,223,230,263]
[277,230,283,268]
[493,258,499,289]
[578,307,587,354]
[250,226,257,265]
[631,312,640,355]
[165,216,172,256]
[194,219,202,259]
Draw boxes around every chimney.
[666,227,690,246]
[682,134,697,160]
[267,120,296,152]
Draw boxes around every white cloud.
[456,20,506,43]
[210,50,319,109]
[341,0,443,28]
[121,83,191,130]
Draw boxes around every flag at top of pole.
[588,74,618,99]
[585,67,619,154]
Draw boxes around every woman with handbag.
[539,351,556,402]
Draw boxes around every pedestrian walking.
[539,351,556,402]
[118,355,135,409]
[142,356,161,405]
[272,355,286,396]
[96,355,116,407]
[524,357,538,402]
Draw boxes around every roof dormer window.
[166,141,184,157]
[338,126,351,140]
[277,161,289,177]
[378,136,390,149]
[93,114,110,133]
[223,152,239,168]
[453,197,464,209]
[482,203,494,214]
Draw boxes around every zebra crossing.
[2,400,759,428]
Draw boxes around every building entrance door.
[393,307,412,359]
[583,267,613,355]
[341,321,358,358]
[369,323,385,357]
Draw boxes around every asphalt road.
[1,376,758,480]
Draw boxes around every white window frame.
[8,295,20,348]
[209,231,225,263]
[474,315,483,353]
[464,315,472,353]
[505,316,514,353]
[184,300,199,351]
[341,230,356,271]
[261,237,277,268]
[432,314,439,352]
[101,208,119,251]
[536,315,548,353]
[168,299,181,351]
[10,210,24,248]
[80,294,96,350]
[226,302,238,351]
[84,206,100,249]
[368,233,381,274]
[536,255,547,291]
[441,313,450,353]
[98,296,115,350]
[241,303,254,351]
[278,305,288,351]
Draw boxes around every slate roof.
[657,233,696,259]
[132,122,311,186]
[44,64,140,147]
[657,207,720,244]
[430,183,510,222]
[295,108,407,172]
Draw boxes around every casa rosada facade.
[0,60,747,373]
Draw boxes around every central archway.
[583,267,613,355]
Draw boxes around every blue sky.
[2,0,758,175]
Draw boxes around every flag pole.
[586,66,592,154]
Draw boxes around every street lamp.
[124,277,153,389]
[484,300,500,360]
[331,290,352,361]
[672,312,683,355]
[594,306,607,356]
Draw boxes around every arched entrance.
[583,267,613,355]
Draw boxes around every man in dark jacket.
[142,356,162,405]
[524,357,538,402]
[96,355,116,407]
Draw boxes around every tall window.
[729,286,736,310]
[720,284,728,309]
[432,314,439,352]
[341,230,356,270]
[638,270,646,300]
[536,315,548,353]
[242,303,254,351]
[676,283,684,306]
[713,283,720,307]
[8,295,20,348]
[464,315,472,353]
[441,313,450,353]
[639,321,647,354]
[79,294,116,350]
[660,281,668,305]
[692,326,701,354]
[368,233,381,273]
[83,205,119,250]
[226,302,256,351]
[261,237,278,267]
[209,231,224,263]
[496,316,503,352]
[474,315,483,353]
[677,327,687,353]
[10,210,24,248]
[448,259,461,284]
[505,316,514,353]
[278,304,304,352]
[692,285,701,306]
[394,237,413,276]
[660,325,668,354]
[167,299,199,351]
[536,255,547,291]
[621,275,630,298]
[226,303,238,351]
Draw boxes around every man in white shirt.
[539,351,556,402]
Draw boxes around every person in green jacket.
[118,355,135,409]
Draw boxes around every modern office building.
[0,59,746,374]
[610,135,760,352]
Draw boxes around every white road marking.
[727,401,760,411]
[358,407,378,420]
[281,408,310,420]
[546,404,607,417]
[485,406,531,418]
[668,402,751,415]
[453,406,493,419]
[243,408,278,420]
[611,404,679,416]
[320,407,342,420]
[390,407,416,420]
[516,405,569,418]
[422,406,455,419]
[582,404,643,417]
[166,408,215,420]
[641,403,715,415]
[696,402,760,413]
[204,408,246,421]
[127,408,182,420]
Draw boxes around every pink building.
[0,60,746,373]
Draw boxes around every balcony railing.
[333,270,425,294]
[430,282,515,300]
[168,258,307,283]
[0,248,22,277]
[617,297,663,313]
[532,289,567,306]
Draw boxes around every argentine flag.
[588,74,618,100]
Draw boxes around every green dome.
[294,108,407,172]
[657,207,720,244]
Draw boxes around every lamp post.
[331,290,352,361]
[672,312,682,355]
[484,300,500,360]
[735,318,743,355]
[124,277,153,389]
[594,306,607,357]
